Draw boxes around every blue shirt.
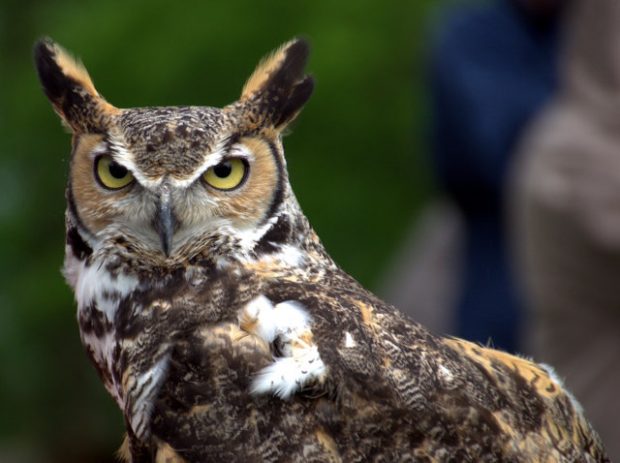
[430,0,561,352]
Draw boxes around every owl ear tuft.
[240,38,314,130]
[34,38,118,133]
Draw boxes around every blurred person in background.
[423,0,565,352]
[510,0,620,457]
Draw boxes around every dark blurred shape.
[428,0,564,352]
[511,0,620,457]
[515,0,565,20]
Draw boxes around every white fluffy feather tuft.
[241,295,279,342]
[540,363,584,414]
[344,331,357,348]
[272,300,311,336]
[250,345,326,399]
[240,297,311,343]
[242,296,327,398]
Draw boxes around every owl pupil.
[109,161,128,179]
[213,161,232,178]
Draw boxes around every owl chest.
[74,261,140,407]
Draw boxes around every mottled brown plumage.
[35,37,609,462]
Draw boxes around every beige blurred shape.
[509,0,620,459]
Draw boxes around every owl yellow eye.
[203,158,247,190]
[95,156,134,190]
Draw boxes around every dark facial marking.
[254,215,292,254]
[260,138,285,224]
[67,226,93,260]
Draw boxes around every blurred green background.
[0,0,450,460]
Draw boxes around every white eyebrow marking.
[98,135,255,190]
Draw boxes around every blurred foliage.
[0,0,449,460]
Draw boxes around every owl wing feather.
[307,284,608,462]
[308,281,607,462]
[117,265,609,462]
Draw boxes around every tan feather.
[48,41,99,97]
[241,39,299,99]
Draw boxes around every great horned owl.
[34,38,609,462]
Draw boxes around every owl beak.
[153,186,178,257]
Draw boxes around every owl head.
[35,38,315,269]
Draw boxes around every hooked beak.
[153,185,178,257]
